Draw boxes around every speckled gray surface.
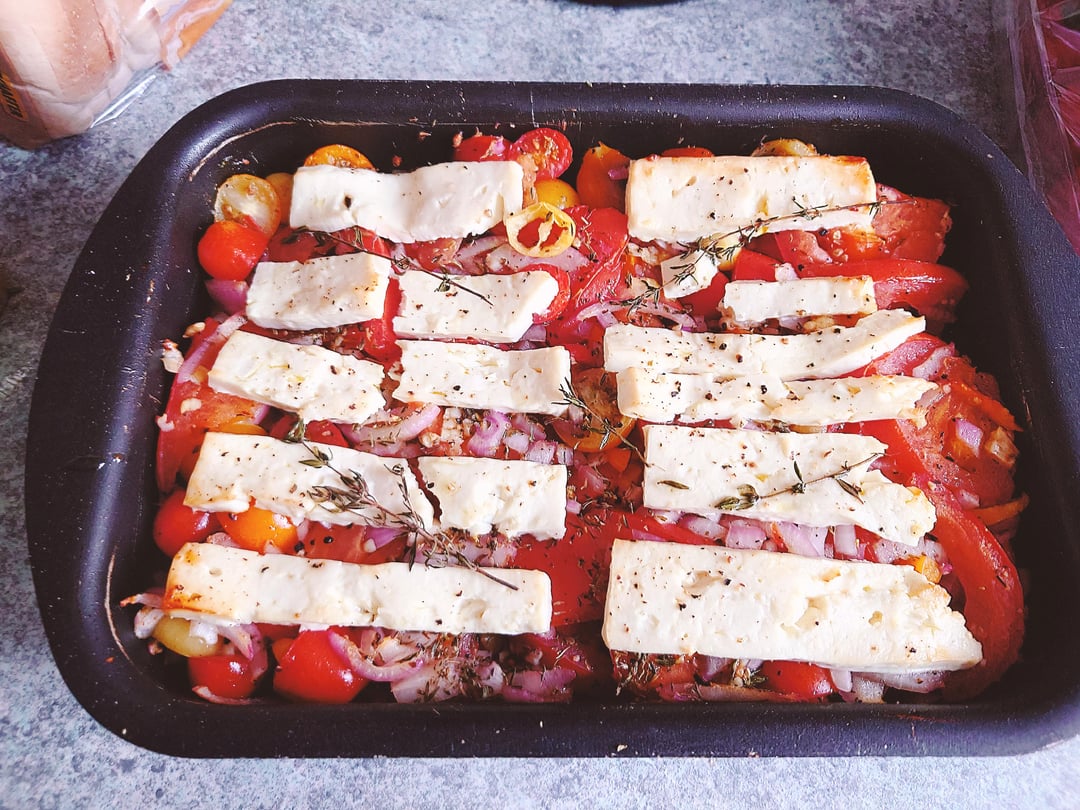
[1,1,1077,807]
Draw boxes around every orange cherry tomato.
[303,144,375,169]
[218,501,299,553]
[660,146,715,158]
[575,142,630,211]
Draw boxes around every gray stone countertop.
[1,1,1077,807]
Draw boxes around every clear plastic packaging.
[0,0,231,149]
[1007,0,1080,251]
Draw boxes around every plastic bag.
[1006,0,1080,252]
[0,0,231,149]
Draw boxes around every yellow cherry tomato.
[533,178,580,209]
[213,174,282,236]
[265,172,294,218]
[504,201,576,258]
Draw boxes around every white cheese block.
[625,155,877,243]
[395,341,571,416]
[616,370,936,426]
[603,309,925,380]
[418,457,567,540]
[246,252,391,331]
[184,432,435,531]
[289,162,525,242]
[602,539,982,673]
[659,246,720,299]
[722,277,878,324]
[641,425,935,545]
[208,331,385,424]
[392,269,558,343]
[164,542,552,635]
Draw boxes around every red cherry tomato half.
[510,127,573,180]
[153,489,218,557]
[273,629,368,704]
[526,263,571,323]
[402,237,463,270]
[453,133,511,162]
[760,661,836,700]
[188,653,260,699]
[197,220,270,281]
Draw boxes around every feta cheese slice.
[289,162,525,242]
[164,542,552,635]
[603,309,925,380]
[395,341,571,416]
[393,269,558,343]
[722,277,878,324]
[616,370,936,426]
[418,457,567,539]
[625,155,877,243]
[641,425,935,545]
[208,330,385,424]
[246,252,391,331]
[184,432,435,531]
[602,539,982,673]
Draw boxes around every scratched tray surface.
[25,80,1080,757]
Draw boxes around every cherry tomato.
[660,146,715,158]
[760,661,835,700]
[526,263,571,323]
[218,503,299,553]
[575,142,630,211]
[152,489,218,557]
[188,653,260,699]
[509,127,573,180]
[196,220,270,281]
[304,144,375,169]
[533,178,580,209]
[453,133,511,162]
[273,629,368,704]
[213,174,282,236]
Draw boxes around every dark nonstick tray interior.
[25,80,1080,757]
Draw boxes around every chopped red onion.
[175,313,245,383]
[774,263,799,281]
[911,344,956,380]
[345,404,441,447]
[774,521,829,557]
[832,524,860,558]
[465,410,510,457]
[724,518,768,550]
[952,418,984,455]
[863,669,946,694]
[501,667,575,703]
[524,439,557,464]
[680,514,726,541]
[503,430,532,454]
[829,668,854,692]
[205,279,249,315]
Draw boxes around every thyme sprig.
[714,454,878,512]
[299,442,518,590]
[557,378,644,460]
